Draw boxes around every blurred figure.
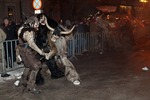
[0,28,10,77]
[0,28,6,58]
[120,17,135,49]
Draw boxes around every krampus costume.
[16,16,48,93]
[37,14,80,85]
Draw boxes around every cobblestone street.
[1,46,150,100]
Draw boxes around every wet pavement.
[1,48,150,100]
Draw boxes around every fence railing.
[0,32,104,74]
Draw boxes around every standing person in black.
[36,13,80,85]
[2,17,17,68]
[35,17,64,81]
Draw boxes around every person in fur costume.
[16,16,49,93]
[37,13,80,85]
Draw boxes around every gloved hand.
[44,53,51,60]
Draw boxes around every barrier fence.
[0,32,104,74]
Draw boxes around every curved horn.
[44,15,75,35]
[60,25,75,34]
[45,16,55,32]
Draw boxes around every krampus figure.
[16,16,49,93]
[37,13,80,85]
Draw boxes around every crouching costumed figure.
[37,14,80,85]
[16,16,48,93]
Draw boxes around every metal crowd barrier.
[0,33,104,74]
[0,39,20,74]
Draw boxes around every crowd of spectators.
[0,14,149,70]
[63,14,150,52]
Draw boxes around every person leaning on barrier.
[16,16,49,93]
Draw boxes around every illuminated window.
[7,6,15,19]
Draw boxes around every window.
[7,6,15,20]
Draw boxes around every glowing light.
[139,0,148,3]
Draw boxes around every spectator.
[65,19,72,29]
[2,17,17,68]
[74,20,87,52]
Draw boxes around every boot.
[46,59,64,79]
[27,70,41,94]
[35,70,44,85]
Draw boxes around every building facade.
[0,0,61,24]
[0,0,38,24]
[0,0,22,24]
